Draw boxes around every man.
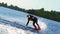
[26,15,41,30]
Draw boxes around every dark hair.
[27,14,33,17]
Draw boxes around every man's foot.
[34,26,41,30]
[34,26,38,30]
[38,26,41,30]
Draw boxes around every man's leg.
[33,21,37,30]
[36,21,41,30]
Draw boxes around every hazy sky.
[0,0,60,11]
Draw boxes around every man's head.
[27,14,33,18]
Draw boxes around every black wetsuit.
[26,15,39,28]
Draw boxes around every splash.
[38,20,47,31]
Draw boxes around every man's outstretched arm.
[26,19,29,26]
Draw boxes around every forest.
[0,2,60,22]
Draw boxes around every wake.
[0,18,42,34]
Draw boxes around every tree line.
[0,2,60,22]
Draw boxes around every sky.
[0,0,60,11]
